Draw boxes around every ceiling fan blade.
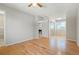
[37,3,43,7]
[28,3,32,7]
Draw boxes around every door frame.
[0,10,6,47]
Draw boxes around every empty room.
[0,3,79,55]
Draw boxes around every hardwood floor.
[0,37,79,55]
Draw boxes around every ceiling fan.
[28,3,43,7]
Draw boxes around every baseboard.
[5,36,48,46]
[34,36,48,39]
[6,37,33,46]
[67,38,76,42]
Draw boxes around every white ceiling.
[2,3,79,18]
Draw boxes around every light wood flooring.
[0,37,79,55]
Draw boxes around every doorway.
[49,18,66,50]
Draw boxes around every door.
[49,19,57,48]
[56,20,66,50]
[49,18,66,50]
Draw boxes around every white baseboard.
[6,37,33,46]
[67,39,76,42]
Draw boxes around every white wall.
[0,4,35,45]
[42,17,49,37]
[77,8,79,47]
[66,5,77,41]
[0,14,4,46]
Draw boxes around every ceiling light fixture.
[28,3,43,8]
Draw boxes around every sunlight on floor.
[49,36,66,50]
